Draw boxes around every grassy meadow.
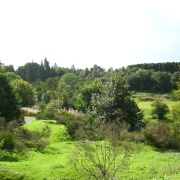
[1,93,180,179]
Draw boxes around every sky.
[0,0,180,70]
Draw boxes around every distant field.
[1,115,180,179]
[134,92,180,119]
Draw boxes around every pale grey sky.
[0,0,180,69]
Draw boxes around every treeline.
[1,59,180,93]
[127,62,180,73]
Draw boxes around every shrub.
[143,122,171,148]
[172,103,180,122]
[14,127,50,153]
[143,122,180,149]
[36,109,56,120]
[0,139,7,159]
[169,122,180,149]
[6,120,21,133]
[151,99,169,120]
[56,111,95,140]
[0,131,15,151]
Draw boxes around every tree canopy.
[0,73,20,122]
[91,76,143,131]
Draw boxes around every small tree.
[13,79,35,107]
[71,123,135,179]
[73,141,131,180]
[91,77,143,131]
[151,99,169,120]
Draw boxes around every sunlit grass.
[134,92,180,120]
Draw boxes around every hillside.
[1,114,180,179]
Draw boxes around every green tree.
[151,99,169,120]
[91,77,143,131]
[44,58,51,79]
[3,65,15,72]
[37,61,45,80]
[171,71,180,89]
[172,78,180,99]
[13,79,35,107]
[0,73,20,122]
[57,73,84,109]
[75,80,102,113]
[151,71,172,92]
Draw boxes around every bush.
[56,111,95,140]
[143,122,180,149]
[151,99,169,119]
[36,109,56,120]
[143,122,171,148]
[14,127,50,153]
[0,131,15,151]
[169,122,180,149]
[172,103,180,122]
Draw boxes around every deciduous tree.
[91,76,143,131]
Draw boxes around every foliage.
[0,139,6,159]
[0,117,5,131]
[3,65,15,72]
[0,73,20,122]
[172,78,180,100]
[14,126,50,153]
[56,73,84,109]
[143,122,180,149]
[56,110,94,140]
[172,103,180,122]
[143,122,170,148]
[13,79,35,107]
[127,62,180,73]
[91,76,143,131]
[0,131,15,151]
[151,71,172,92]
[151,99,169,120]
[36,108,56,120]
[75,80,102,112]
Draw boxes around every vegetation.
[1,60,180,179]
[151,98,169,120]
[91,77,143,131]
[0,73,20,122]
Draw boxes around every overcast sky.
[0,0,180,69]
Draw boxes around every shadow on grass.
[152,146,180,154]
[44,120,57,125]
[38,146,62,154]
[1,155,19,162]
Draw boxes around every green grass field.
[134,92,180,120]
[1,94,180,179]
